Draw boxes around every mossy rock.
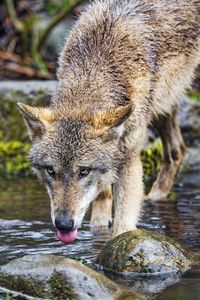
[97,230,196,275]
[0,254,143,300]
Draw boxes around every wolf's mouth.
[56,228,78,244]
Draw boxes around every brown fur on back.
[55,0,200,119]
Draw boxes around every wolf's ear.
[91,104,133,134]
[17,102,50,141]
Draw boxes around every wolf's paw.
[146,188,168,201]
[90,218,112,235]
[90,216,112,228]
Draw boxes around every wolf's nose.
[55,216,74,232]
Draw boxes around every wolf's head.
[17,102,132,243]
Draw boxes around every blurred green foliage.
[141,140,162,178]
[1,295,14,300]
[0,140,31,177]
[48,0,76,16]
[187,91,200,102]
[1,0,82,78]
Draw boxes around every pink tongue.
[57,229,77,244]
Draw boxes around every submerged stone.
[153,265,200,300]
[0,254,143,300]
[97,230,196,275]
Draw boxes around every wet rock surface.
[97,230,196,275]
[0,254,143,300]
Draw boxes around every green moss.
[141,140,163,177]
[47,0,78,16]
[0,270,77,299]
[141,140,163,191]
[1,294,15,300]
[0,272,45,298]
[167,192,177,201]
[0,141,31,177]
[70,256,86,264]
[187,91,200,102]
[48,271,77,300]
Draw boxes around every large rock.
[97,230,196,275]
[0,254,143,300]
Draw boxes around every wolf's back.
[56,0,200,113]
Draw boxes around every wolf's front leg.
[112,155,143,237]
[90,187,113,228]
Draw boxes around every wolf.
[17,0,200,243]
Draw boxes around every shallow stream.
[0,167,200,299]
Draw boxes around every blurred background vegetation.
[0,0,85,80]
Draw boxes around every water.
[0,169,200,299]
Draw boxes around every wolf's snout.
[55,215,74,232]
[55,214,77,244]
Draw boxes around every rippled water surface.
[0,168,200,299]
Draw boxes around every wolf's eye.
[46,167,55,177]
[79,167,90,177]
